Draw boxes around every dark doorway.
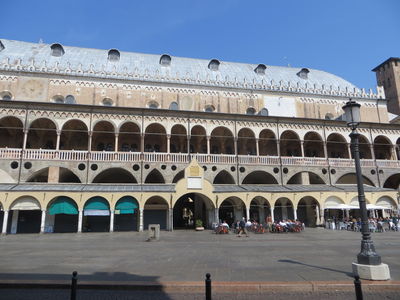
[173,193,212,229]
[16,210,41,233]
[53,214,78,233]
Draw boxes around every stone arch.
[47,196,79,233]
[250,196,271,223]
[26,167,81,183]
[213,170,235,184]
[92,121,115,151]
[259,129,277,156]
[219,196,246,226]
[145,169,165,184]
[170,124,187,153]
[27,118,57,149]
[383,173,400,189]
[327,133,349,158]
[93,168,137,183]
[190,125,207,153]
[336,173,375,186]
[297,196,320,227]
[10,196,41,211]
[172,170,185,183]
[118,122,141,152]
[60,119,88,150]
[8,196,42,234]
[374,135,393,160]
[303,131,324,157]
[273,197,294,221]
[83,196,111,232]
[237,128,256,155]
[280,130,301,157]
[114,196,139,232]
[210,126,234,154]
[144,123,167,152]
[242,171,278,184]
[145,196,169,230]
[376,196,397,210]
[0,116,24,148]
[287,172,326,184]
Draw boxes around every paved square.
[0,228,399,283]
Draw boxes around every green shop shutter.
[49,197,78,215]
[84,197,109,210]
[115,196,138,214]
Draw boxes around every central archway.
[173,193,215,229]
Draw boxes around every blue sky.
[1,0,399,90]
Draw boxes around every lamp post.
[342,99,390,280]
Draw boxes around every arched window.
[0,91,12,100]
[259,108,269,116]
[204,105,215,112]
[169,102,179,110]
[108,49,120,62]
[246,107,256,115]
[50,43,65,57]
[160,54,171,66]
[325,113,334,120]
[65,95,76,104]
[254,64,266,75]
[148,101,159,109]
[102,98,113,106]
[208,59,220,71]
[52,95,64,104]
[297,68,309,79]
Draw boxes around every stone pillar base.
[352,262,390,280]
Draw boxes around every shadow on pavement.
[277,259,353,278]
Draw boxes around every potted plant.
[195,219,204,231]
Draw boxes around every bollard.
[354,275,363,300]
[71,271,78,300]
[205,273,211,300]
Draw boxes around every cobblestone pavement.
[1,289,400,300]
[0,228,399,283]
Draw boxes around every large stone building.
[0,39,398,234]
[373,57,400,116]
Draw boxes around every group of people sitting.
[328,216,399,232]
[214,217,305,235]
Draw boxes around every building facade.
[0,39,398,234]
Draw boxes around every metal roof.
[0,39,362,95]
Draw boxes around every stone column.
[300,141,305,157]
[270,206,275,222]
[246,206,250,221]
[207,136,211,155]
[214,208,219,224]
[315,205,320,225]
[391,146,397,160]
[234,137,238,156]
[167,134,171,153]
[22,130,28,150]
[276,140,281,156]
[168,208,173,231]
[323,142,328,158]
[255,138,260,156]
[56,130,61,150]
[2,210,9,234]
[88,132,93,151]
[141,134,145,153]
[293,207,298,221]
[40,210,46,233]
[78,210,83,233]
[10,210,18,234]
[139,208,144,232]
[369,144,375,160]
[114,134,119,152]
[320,206,325,225]
[347,143,352,158]
[109,210,114,232]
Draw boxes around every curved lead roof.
[0,39,360,94]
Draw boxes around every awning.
[84,196,109,216]
[49,197,78,215]
[84,210,110,216]
[10,197,41,210]
[115,196,138,214]
[325,204,358,210]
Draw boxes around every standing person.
[237,217,249,237]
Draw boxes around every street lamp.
[342,99,390,280]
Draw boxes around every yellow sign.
[190,166,200,177]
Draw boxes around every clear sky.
[1,0,399,90]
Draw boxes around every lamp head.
[342,99,361,129]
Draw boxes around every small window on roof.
[259,108,269,116]
[102,98,113,106]
[160,54,171,66]
[0,41,4,52]
[52,95,65,103]
[325,113,334,120]
[108,49,120,62]
[169,101,178,110]
[50,43,65,57]
[254,64,266,75]
[297,68,309,79]
[148,101,159,109]
[0,91,12,100]
[246,107,256,115]
[65,95,76,104]
[208,59,220,71]
[204,104,215,112]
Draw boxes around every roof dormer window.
[148,101,159,109]
[246,107,256,115]
[108,49,120,62]
[160,54,171,66]
[208,59,220,71]
[52,95,65,103]
[102,98,113,106]
[297,68,310,79]
[204,104,215,112]
[254,64,266,75]
[50,43,65,57]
